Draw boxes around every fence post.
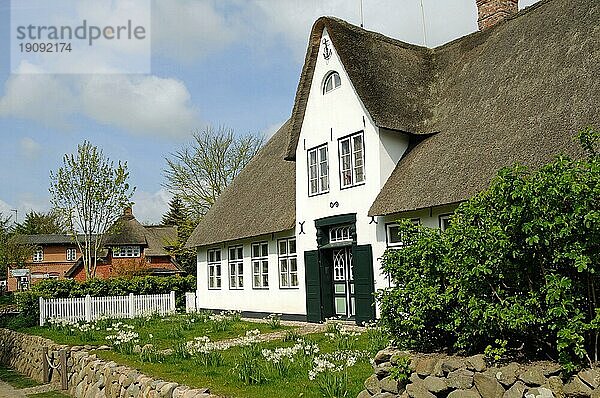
[42,346,49,383]
[129,293,135,318]
[84,294,92,322]
[39,296,45,326]
[169,291,176,313]
[59,349,68,390]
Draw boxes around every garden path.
[0,379,62,397]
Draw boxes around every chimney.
[476,0,518,30]
[123,206,133,217]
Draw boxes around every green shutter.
[352,244,375,324]
[304,250,322,323]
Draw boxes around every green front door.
[304,250,321,323]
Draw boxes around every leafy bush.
[378,129,600,372]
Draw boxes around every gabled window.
[208,249,222,289]
[308,144,329,196]
[251,242,269,289]
[339,132,365,188]
[33,247,43,262]
[228,246,244,289]
[113,245,141,258]
[323,71,341,94]
[66,248,76,261]
[278,238,298,288]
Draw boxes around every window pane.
[216,264,221,275]
[253,262,259,274]
[263,275,268,287]
[325,76,333,92]
[252,244,259,258]
[289,239,296,254]
[280,259,288,272]
[281,273,288,287]
[238,276,243,287]
[355,166,364,183]
[229,248,235,259]
[209,251,214,262]
[290,258,297,271]
[216,251,221,261]
[334,73,341,87]
[254,275,260,286]
[279,241,287,255]
[216,278,221,288]
[341,139,350,155]
[291,273,298,287]
[230,276,236,287]
[238,263,244,273]
[237,247,243,258]
[230,264,235,274]
[388,225,401,243]
[261,244,268,257]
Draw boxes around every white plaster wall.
[195,229,306,315]
[295,28,410,301]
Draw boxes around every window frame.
[385,218,420,247]
[66,248,76,261]
[323,71,342,94]
[228,245,244,290]
[112,245,141,258]
[439,214,452,231]
[338,131,365,190]
[33,247,43,262]
[278,238,298,289]
[251,242,269,289]
[307,143,329,197]
[207,248,222,290]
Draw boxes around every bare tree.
[50,141,135,278]
[164,126,263,220]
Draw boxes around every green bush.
[15,275,196,325]
[378,129,600,372]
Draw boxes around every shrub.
[379,129,600,371]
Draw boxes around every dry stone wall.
[0,328,218,398]
[358,348,600,398]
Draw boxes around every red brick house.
[7,208,183,291]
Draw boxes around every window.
[113,246,141,257]
[329,225,351,243]
[339,132,365,188]
[251,242,269,289]
[33,248,43,262]
[208,249,222,289]
[323,71,341,94]
[228,246,244,289]
[439,214,452,231]
[386,219,420,247]
[66,248,76,261]
[278,238,298,288]
[307,144,329,196]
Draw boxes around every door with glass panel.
[332,247,354,318]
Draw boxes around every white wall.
[295,28,410,300]
[195,229,306,315]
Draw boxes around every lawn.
[0,364,40,389]
[13,312,389,398]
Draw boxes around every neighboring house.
[188,0,599,324]
[7,208,183,291]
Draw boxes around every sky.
[0,0,540,225]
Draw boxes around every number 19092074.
[19,42,72,52]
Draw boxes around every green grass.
[18,314,286,348]
[96,332,375,398]
[27,392,71,398]
[0,364,41,389]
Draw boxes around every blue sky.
[0,0,540,224]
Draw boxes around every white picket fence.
[39,291,176,326]
[185,291,198,313]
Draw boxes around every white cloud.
[20,137,42,159]
[0,62,78,129]
[132,188,172,224]
[152,0,239,62]
[0,199,13,218]
[80,75,198,137]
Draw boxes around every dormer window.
[323,71,341,94]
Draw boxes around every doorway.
[332,247,354,318]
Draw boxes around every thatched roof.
[145,226,178,256]
[369,0,598,215]
[105,213,148,246]
[186,120,296,247]
[285,17,434,160]
[186,0,599,245]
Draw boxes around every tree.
[15,210,66,235]
[163,126,263,220]
[161,196,197,275]
[49,141,135,279]
[379,128,600,371]
[0,213,34,277]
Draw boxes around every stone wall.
[0,328,219,398]
[358,348,600,398]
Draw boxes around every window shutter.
[304,250,322,323]
[352,244,375,324]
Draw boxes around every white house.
[186,0,600,324]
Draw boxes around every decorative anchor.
[322,38,332,60]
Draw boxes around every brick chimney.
[476,0,518,30]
